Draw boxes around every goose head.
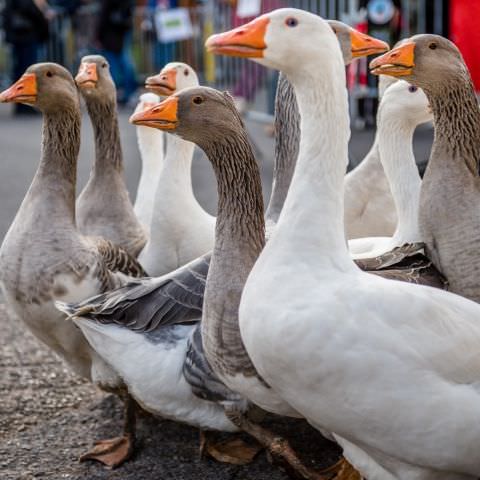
[370,34,468,91]
[0,62,79,113]
[130,86,243,149]
[145,62,199,96]
[379,80,432,126]
[75,54,116,103]
[328,20,389,65]
[205,8,388,75]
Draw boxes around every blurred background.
[1,0,471,124]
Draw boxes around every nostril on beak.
[17,85,24,91]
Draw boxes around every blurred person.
[2,0,50,114]
[96,0,137,104]
[44,1,82,64]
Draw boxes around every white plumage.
[238,9,480,479]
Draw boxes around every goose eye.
[408,85,418,93]
[184,69,189,76]
[46,71,53,78]
[285,17,298,27]
[192,96,203,105]
[102,63,107,68]
[429,42,437,50]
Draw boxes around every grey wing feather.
[91,236,148,278]
[356,242,448,290]
[58,253,210,331]
[183,324,244,404]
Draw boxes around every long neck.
[201,128,265,379]
[273,64,352,270]
[160,134,195,193]
[266,73,300,225]
[137,125,164,176]
[427,75,480,176]
[135,126,164,221]
[85,98,123,175]
[30,106,80,226]
[378,113,422,244]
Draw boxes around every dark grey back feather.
[60,253,210,331]
[183,324,244,404]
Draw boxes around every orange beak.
[350,29,389,58]
[130,96,178,130]
[145,68,177,96]
[75,63,98,88]
[0,73,37,104]
[205,16,269,58]
[370,42,416,77]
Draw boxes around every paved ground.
[1,304,345,480]
[0,101,433,479]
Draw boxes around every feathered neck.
[85,97,123,174]
[266,73,300,225]
[160,133,195,191]
[377,108,423,244]
[271,58,352,270]
[136,125,164,170]
[32,104,81,225]
[426,73,480,176]
[134,125,165,228]
[201,124,265,380]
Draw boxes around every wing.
[57,253,210,332]
[374,280,480,385]
[355,242,448,290]
[90,236,147,278]
[183,324,244,404]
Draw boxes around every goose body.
[0,63,147,468]
[133,92,164,233]
[344,141,396,240]
[139,63,215,276]
[0,63,144,382]
[218,10,480,479]
[75,55,147,258]
[70,315,237,431]
[349,79,432,259]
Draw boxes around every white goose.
[209,9,480,480]
[133,92,164,234]
[348,79,432,259]
[343,75,398,241]
[139,62,215,276]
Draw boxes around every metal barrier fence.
[0,0,446,125]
